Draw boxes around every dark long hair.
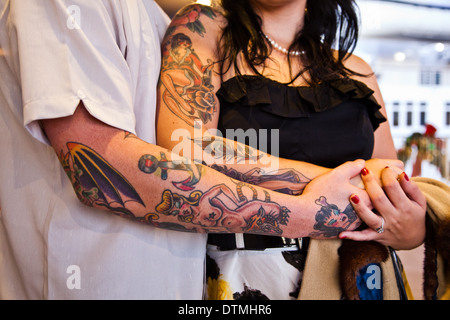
[217,0,362,85]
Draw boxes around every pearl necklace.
[261,32,304,56]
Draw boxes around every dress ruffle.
[216,75,386,130]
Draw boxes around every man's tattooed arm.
[310,196,360,238]
[43,102,364,239]
[56,140,293,235]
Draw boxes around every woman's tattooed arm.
[194,135,312,195]
[159,5,218,127]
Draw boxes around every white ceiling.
[356,0,450,63]
[358,0,450,41]
[390,0,450,8]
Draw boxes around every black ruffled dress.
[205,75,386,300]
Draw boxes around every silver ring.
[375,217,385,234]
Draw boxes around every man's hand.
[302,160,372,238]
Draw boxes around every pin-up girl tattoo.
[151,183,290,235]
[160,32,216,127]
[310,196,359,238]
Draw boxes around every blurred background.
[155,0,450,299]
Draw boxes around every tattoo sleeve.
[158,6,315,197]
[159,5,217,127]
[193,135,311,195]
[58,141,292,236]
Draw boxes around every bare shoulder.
[330,50,385,107]
[338,52,380,93]
[340,53,395,158]
[343,53,375,78]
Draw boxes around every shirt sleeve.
[9,0,136,144]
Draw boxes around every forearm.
[42,104,359,238]
[80,134,309,236]
[167,130,366,195]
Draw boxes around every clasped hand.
[340,159,427,250]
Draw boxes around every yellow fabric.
[402,269,415,300]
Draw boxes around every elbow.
[58,159,100,209]
[70,179,98,208]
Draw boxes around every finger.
[337,160,366,189]
[340,228,392,248]
[398,172,427,209]
[388,164,403,175]
[379,167,410,209]
[382,159,404,171]
[339,227,379,242]
[360,167,394,215]
[336,159,366,180]
[350,176,364,189]
[347,193,384,232]
[391,159,404,171]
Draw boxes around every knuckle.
[371,193,386,204]
[382,180,398,191]
[387,217,401,231]
[394,160,405,169]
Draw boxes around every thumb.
[334,160,366,187]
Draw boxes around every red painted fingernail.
[403,172,410,181]
[350,195,360,204]
[361,168,369,176]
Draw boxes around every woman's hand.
[339,167,427,250]
[350,158,404,188]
